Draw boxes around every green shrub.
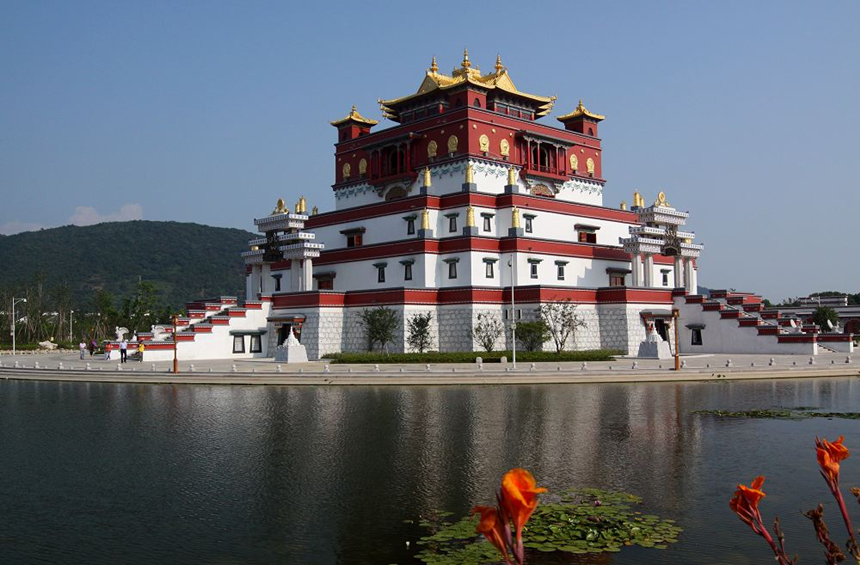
[516,320,550,351]
[322,350,620,364]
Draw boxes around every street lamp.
[172,314,178,374]
[11,297,27,357]
[508,255,517,370]
[69,310,74,342]
[673,308,680,371]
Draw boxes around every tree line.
[1,276,180,347]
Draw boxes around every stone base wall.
[271,302,656,359]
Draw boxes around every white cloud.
[0,220,46,235]
[69,203,143,226]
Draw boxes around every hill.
[0,221,256,309]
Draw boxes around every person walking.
[137,341,145,362]
[79,340,86,360]
[120,338,128,363]
[88,339,96,357]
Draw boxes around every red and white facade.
[240,53,706,359]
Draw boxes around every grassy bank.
[323,350,621,364]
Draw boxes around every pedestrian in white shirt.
[120,339,128,363]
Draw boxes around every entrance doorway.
[654,319,669,342]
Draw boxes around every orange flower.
[730,475,766,525]
[816,436,850,483]
[500,468,547,542]
[472,505,509,560]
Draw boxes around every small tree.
[811,306,839,331]
[359,307,399,353]
[407,311,434,353]
[516,320,550,352]
[472,312,504,352]
[539,299,588,353]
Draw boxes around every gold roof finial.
[423,167,432,187]
[507,165,517,186]
[495,54,504,74]
[511,206,521,229]
[299,195,307,214]
[421,208,431,230]
[466,206,476,228]
[311,206,318,216]
[462,48,471,69]
[620,200,627,211]
[429,55,438,74]
[465,161,474,184]
[273,198,286,214]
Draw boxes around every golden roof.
[330,105,379,127]
[557,99,605,122]
[378,51,557,120]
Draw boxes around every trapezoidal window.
[473,98,481,108]
[531,145,550,171]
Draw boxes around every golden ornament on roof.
[569,154,578,171]
[511,206,521,229]
[500,139,510,157]
[495,54,504,74]
[466,206,475,227]
[655,191,669,207]
[273,198,286,214]
[429,55,438,74]
[330,105,379,127]
[620,200,627,210]
[311,206,318,216]
[299,196,307,214]
[461,48,471,69]
[423,167,432,187]
[479,134,490,152]
[507,165,517,186]
[447,135,458,154]
[557,99,606,123]
[586,158,595,176]
[421,208,430,230]
[465,162,473,184]
[427,140,437,158]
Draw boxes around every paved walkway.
[0,350,856,385]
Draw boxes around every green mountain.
[0,221,256,309]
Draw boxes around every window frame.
[691,328,703,346]
[249,334,262,353]
[523,214,536,234]
[232,335,245,354]
[404,263,413,281]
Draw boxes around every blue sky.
[1,1,858,300]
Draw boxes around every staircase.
[677,290,854,355]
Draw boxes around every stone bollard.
[348,368,353,373]
[151,363,156,372]
[208,368,213,373]
[475,357,483,365]
[769,358,775,366]
[399,368,404,373]
[500,356,508,364]
[609,365,613,370]
[324,364,330,373]
[632,361,638,370]
[793,361,797,366]
[681,360,687,369]
[706,363,710,368]
[231,364,237,373]
[299,368,304,373]
[847,356,852,364]
[86,363,90,371]
[189,364,195,372]
[725,359,732,368]
[530,363,536,372]
[374,364,380,372]
[277,365,282,373]
[425,364,431,372]
[117,364,122,372]
[252,368,257,373]
[809,357,815,365]
[452,368,456,373]
[131,367,135,372]
[34,361,40,369]
[581,362,587,370]
[478,363,483,371]
[557,366,562,371]
[831,360,835,364]
[58,362,63,370]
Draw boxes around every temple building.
[125,51,852,362]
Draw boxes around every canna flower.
[816,436,850,483]
[729,475,766,527]
[472,505,511,564]
[500,468,547,543]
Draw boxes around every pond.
[1,377,859,564]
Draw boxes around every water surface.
[1,378,859,564]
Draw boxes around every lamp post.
[508,255,517,370]
[69,310,74,342]
[172,314,178,374]
[11,297,27,357]
[673,308,680,371]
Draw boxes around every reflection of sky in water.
[1,378,859,564]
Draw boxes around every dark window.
[473,97,481,108]
[318,279,334,290]
[485,261,494,278]
[578,231,597,244]
[448,262,457,279]
[404,263,413,281]
[347,233,363,247]
[273,275,281,292]
[662,272,669,286]
[691,329,703,346]
[250,335,262,353]
[448,216,457,232]
[609,274,625,287]
[557,264,565,280]
[407,219,415,235]
[233,335,245,353]
[483,216,492,232]
[377,266,386,283]
[530,263,538,279]
[525,217,533,233]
